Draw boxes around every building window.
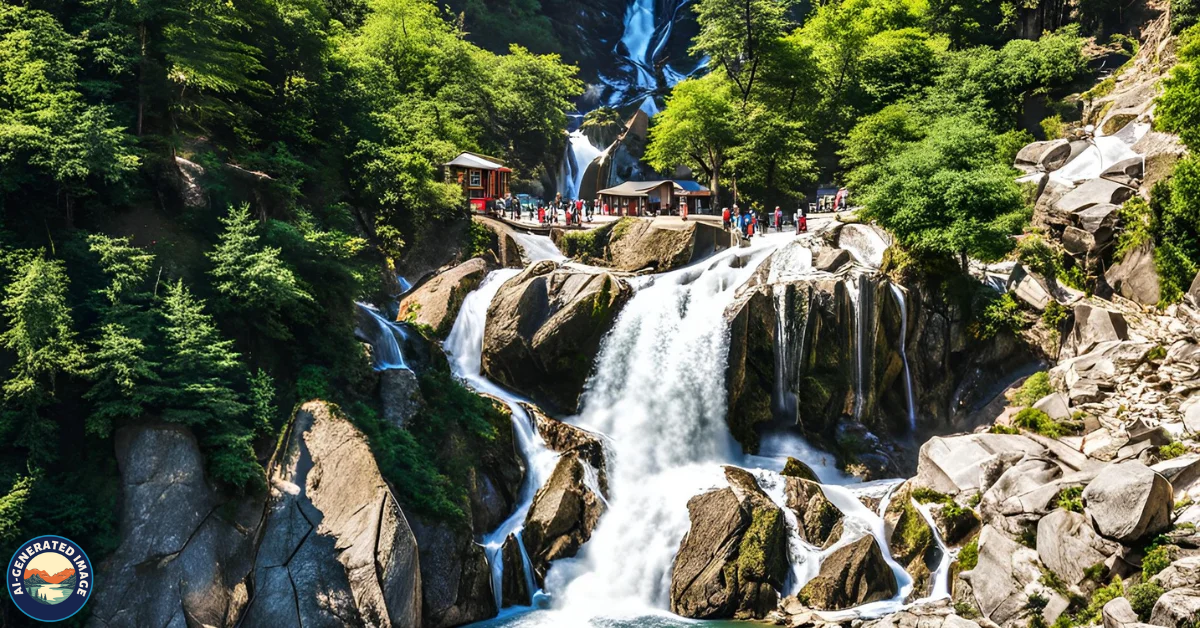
[469,170,482,187]
[470,189,485,199]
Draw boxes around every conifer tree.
[81,324,160,437]
[158,280,262,490]
[0,255,84,464]
[208,203,313,339]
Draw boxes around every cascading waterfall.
[443,269,561,610]
[1050,121,1150,185]
[889,283,917,431]
[619,0,657,91]
[356,302,408,370]
[559,131,606,201]
[511,232,567,263]
[852,275,875,420]
[913,502,953,602]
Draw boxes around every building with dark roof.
[595,180,712,216]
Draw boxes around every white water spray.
[889,283,917,431]
[356,302,408,370]
[443,270,560,610]
[559,131,606,201]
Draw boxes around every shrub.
[1056,486,1084,513]
[912,487,951,503]
[990,424,1020,434]
[1143,544,1176,579]
[1015,407,1068,437]
[974,292,1026,340]
[1042,300,1070,335]
[959,537,979,570]
[1116,196,1154,262]
[1041,114,1066,139]
[1081,577,1125,625]
[1013,371,1053,406]
[1160,441,1188,459]
[1127,582,1164,620]
[465,220,495,259]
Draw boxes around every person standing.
[722,206,731,230]
[774,206,782,232]
[797,203,808,234]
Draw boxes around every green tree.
[646,75,739,202]
[859,117,1028,269]
[0,255,85,464]
[81,324,160,437]
[1158,25,1200,150]
[0,476,34,546]
[691,0,796,104]
[208,203,313,340]
[159,279,261,490]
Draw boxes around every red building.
[443,152,512,213]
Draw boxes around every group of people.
[492,193,598,226]
[721,204,809,238]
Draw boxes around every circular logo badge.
[6,536,93,622]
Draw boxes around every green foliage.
[646,75,738,200]
[81,323,160,437]
[353,371,503,521]
[737,506,786,581]
[1142,544,1177,578]
[959,537,979,570]
[1042,300,1070,335]
[1127,582,1164,620]
[0,255,85,464]
[465,220,495,260]
[1160,26,1200,149]
[990,423,1020,434]
[690,0,795,104]
[1015,407,1068,438]
[859,116,1029,269]
[911,487,950,503]
[1056,486,1084,513]
[249,369,277,435]
[1160,440,1188,459]
[0,476,33,546]
[1175,0,1200,33]
[1116,196,1154,261]
[1041,115,1067,140]
[1013,371,1053,407]
[209,204,314,339]
[974,293,1026,340]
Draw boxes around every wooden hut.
[443,152,511,213]
[596,180,712,216]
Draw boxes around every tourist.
[774,206,782,232]
[722,206,730,230]
[538,204,545,225]
[796,204,808,234]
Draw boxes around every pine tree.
[0,255,84,464]
[158,280,263,490]
[81,324,160,437]
[248,368,276,435]
[208,203,312,339]
[158,279,246,427]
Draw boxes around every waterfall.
[889,283,917,431]
[852,275,874,420]
[1050,121,1150,185]
[619,0,657,91]
[443,270,560,610]
[559,130,606,201]
[511,233,566,263]
[913,502,953,602]
[356,302,408,370]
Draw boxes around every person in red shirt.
[722,207,731,230]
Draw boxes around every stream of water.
[429,232,950,627]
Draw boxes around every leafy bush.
[974,293,1026,340]
[1127,582,1164,620]
[1041,114,1066,139]
[1014,407,1068,437]
[1174,0,1199,33]
[1042,300,1070,336]
[959,537,979,570]
[1143,544,1177,579]
[912,487,951,503]
[1160,441,1188,459]
[465,221,496,260]
[1013,372,1053,406]
[1056,486,1084,513]
[990,424,1020,434]
[1081,577,1125,625]
[1116,196,1154,261]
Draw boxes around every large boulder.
[913,433,1046,496]
[784,476,844,548]
[409,518,495,628]
[380,368,422,428]
[962,525,1060,628]
[1083,462,1173,543]
[670,467,789,619]
[521,402,607,485]
[88,424,264,628]
[883,483,943,598]
[1036,509,1120,587]
[1053,178,1136,217]
[398,257,489,337]
[1188,270,1200,306]
[242,401,422,628]
[482,261,631,413]
[1060,304,1129,360]
[1105,242,1161,307]
[798,535,897,610]
[1150,588,1200,628]
[979,457,1072,539]
[1151,556,1200,590]
[1100,157,1144,188]
[522,451,605,585]
[1015,140,1073,173]
[604,219,728,272]
[725,286,778,453]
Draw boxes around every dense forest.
[2,0,1200,620]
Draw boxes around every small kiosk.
[443,152,512,213]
